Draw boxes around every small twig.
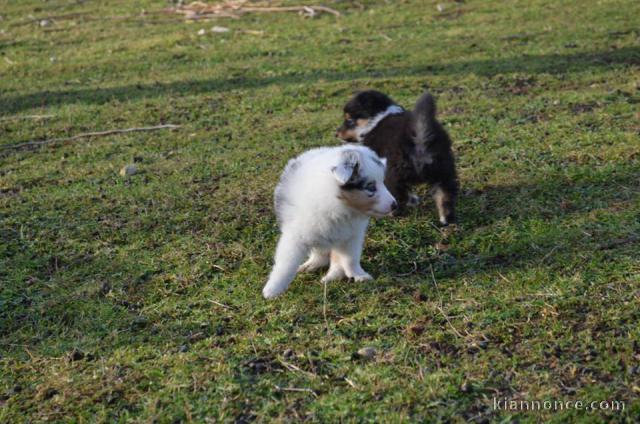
[598,235,639,250]
[395,261,417,277]
[539,245,560,264]
[497,271,511,284]
[344,377,357,389]
[1,124,181,150]
[278,359,318,379]
[208,299,233,310]
[274,385,318,397]
[0,114,55,122]
[323,280,331,335]
[436,305,464,338]
[429,264,439,290]
[241,5,341,16]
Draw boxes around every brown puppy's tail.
[412,91,438,147]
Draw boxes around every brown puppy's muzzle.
[336,124,358,143]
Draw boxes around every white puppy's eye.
[365,182,377,197]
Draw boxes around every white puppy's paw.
[407,193,421,207]
[262,282,285,299]
[298,260,324,273]
[297,262,313,273]
[352,272,373,282]
[321,268,345,283]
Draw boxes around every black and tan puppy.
[336,90,458,225]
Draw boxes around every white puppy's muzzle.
[371,185,397,216]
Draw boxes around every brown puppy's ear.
[332,150,360,184]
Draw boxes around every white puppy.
[262,145,397,299]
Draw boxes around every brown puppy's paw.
[407,193,421,207]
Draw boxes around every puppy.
[262,145,397,299]
[336,90,458,225]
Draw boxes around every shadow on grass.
[1,163,638,358]
[3,46,639,115]
[374,163,640,278]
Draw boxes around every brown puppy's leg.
[431,181,457,225]
[384,175,410,216]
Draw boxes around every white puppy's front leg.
[336,221,372,282]
[263,232,308,299]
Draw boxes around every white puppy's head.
[332,147,397,217]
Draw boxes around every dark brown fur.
[337,90,459,225]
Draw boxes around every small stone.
[211,26,230,33]
[466,345,480,355]
[407,324,425,336]
[178,344,189,353]
[197,28,206,35]
[39,19,52,27]
[413,290,427,302]
[187,332,206,343]
[356,346,377,360]
[119,164,137,177]
[131,316,149,329]
[8,385,22,395]
[99,281,111,296]
[460,381,472,393]
[434,242,450,251]
[68,348,85,362]
[41,388,58,400]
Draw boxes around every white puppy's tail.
[262,232,308,299]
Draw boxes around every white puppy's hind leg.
[263,232,308,299]
[298,249,330,273]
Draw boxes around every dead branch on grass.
[166,1,340,20]
[1,124,181,151]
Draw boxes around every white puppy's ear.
[380,157,387,168]
[332,150,360,184]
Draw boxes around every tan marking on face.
[337,128,359,141]
[344,113,352,120]
[356,118,369,127]
[338,191,377,214]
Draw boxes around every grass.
[1,0,639,421]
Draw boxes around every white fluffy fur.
[262,145,396,299]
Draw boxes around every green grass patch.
[1,0,639,421]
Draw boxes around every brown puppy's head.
[336,90,397,142]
